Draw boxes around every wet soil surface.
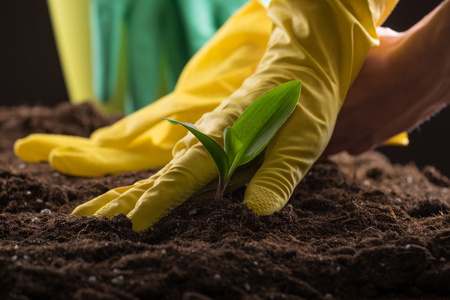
[1,102,449,300]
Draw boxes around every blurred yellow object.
[47,0,126,114]
[384,132,409,146]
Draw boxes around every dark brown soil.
[1,102,449,300]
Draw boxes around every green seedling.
[163,80,301,201]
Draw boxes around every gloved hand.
[91,0,248,113]
[72,0,398,231]
[15,0,272,177]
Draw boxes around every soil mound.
[1,103,449,299]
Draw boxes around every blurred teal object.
[91,0,248,114]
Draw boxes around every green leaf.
[162,80,301,201]
[223,126,242,167]
[162,118,229,181]
[228,80,301,173]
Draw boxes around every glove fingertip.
[243,185,288,216]
[128,210,154,232]
[14,135,49,162]
[130,219,148,232]
[14,138,29,160]
[72,204,96,217]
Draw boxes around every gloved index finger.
[127,143,218,231]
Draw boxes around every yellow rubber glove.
[14,1,272,177]
[72,0,399,231]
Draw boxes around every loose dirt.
[1,102,449,299]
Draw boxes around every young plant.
[163,80,301,201]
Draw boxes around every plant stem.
[215,178,228,201]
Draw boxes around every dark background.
[1,0,449,175]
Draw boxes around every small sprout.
[163,80,301,200]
